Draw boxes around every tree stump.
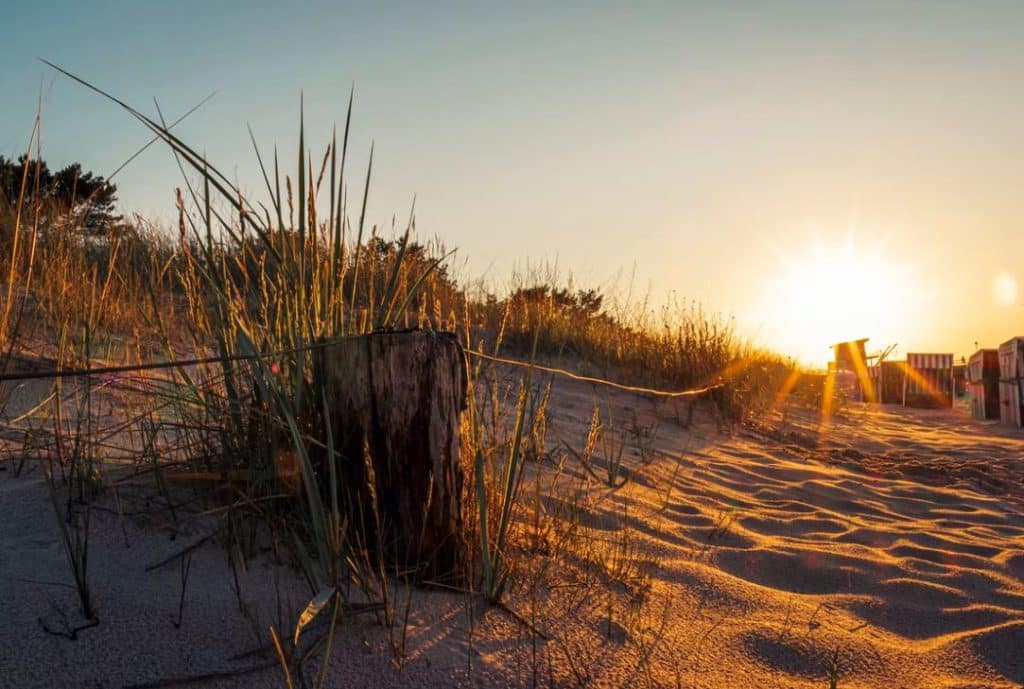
[317,330,467,582]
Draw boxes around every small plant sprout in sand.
[470,341,539,604]
[563,404,631,490]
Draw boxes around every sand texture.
[1,370,1022,688]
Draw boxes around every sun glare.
[759,239,923,366]
[993,272,1018,306]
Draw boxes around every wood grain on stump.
[317,330,467,582]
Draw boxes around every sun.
[757,238,923,367]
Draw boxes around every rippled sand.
[2,373,1021,687]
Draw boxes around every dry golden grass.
[0,83,813,688]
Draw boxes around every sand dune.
[510,383,1024,687]
[1,374,1022,687]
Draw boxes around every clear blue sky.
[4,1,1024,363]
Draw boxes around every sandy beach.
[2,372,1022,689]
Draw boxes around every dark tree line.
[511,285,604,316]
[0,154,121,235]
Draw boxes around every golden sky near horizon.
[744,232,1020,367]
[4,3,1024,367]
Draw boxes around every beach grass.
[0,70,805,687]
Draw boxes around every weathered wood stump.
[317,330,467,582]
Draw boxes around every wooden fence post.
[317,330,467,581]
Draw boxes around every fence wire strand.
[0,336,722,399]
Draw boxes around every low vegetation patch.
[0,70,799,687]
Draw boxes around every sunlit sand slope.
[1,375,1021,688]
[504,384,1024,688]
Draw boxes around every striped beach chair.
[903,353,954,408]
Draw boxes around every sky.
[3,1,1024,366]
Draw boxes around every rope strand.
[0,337,722,399]
[464,349,722,398]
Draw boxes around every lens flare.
[993,273,1018,306]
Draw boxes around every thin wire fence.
[0,336,723,399]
